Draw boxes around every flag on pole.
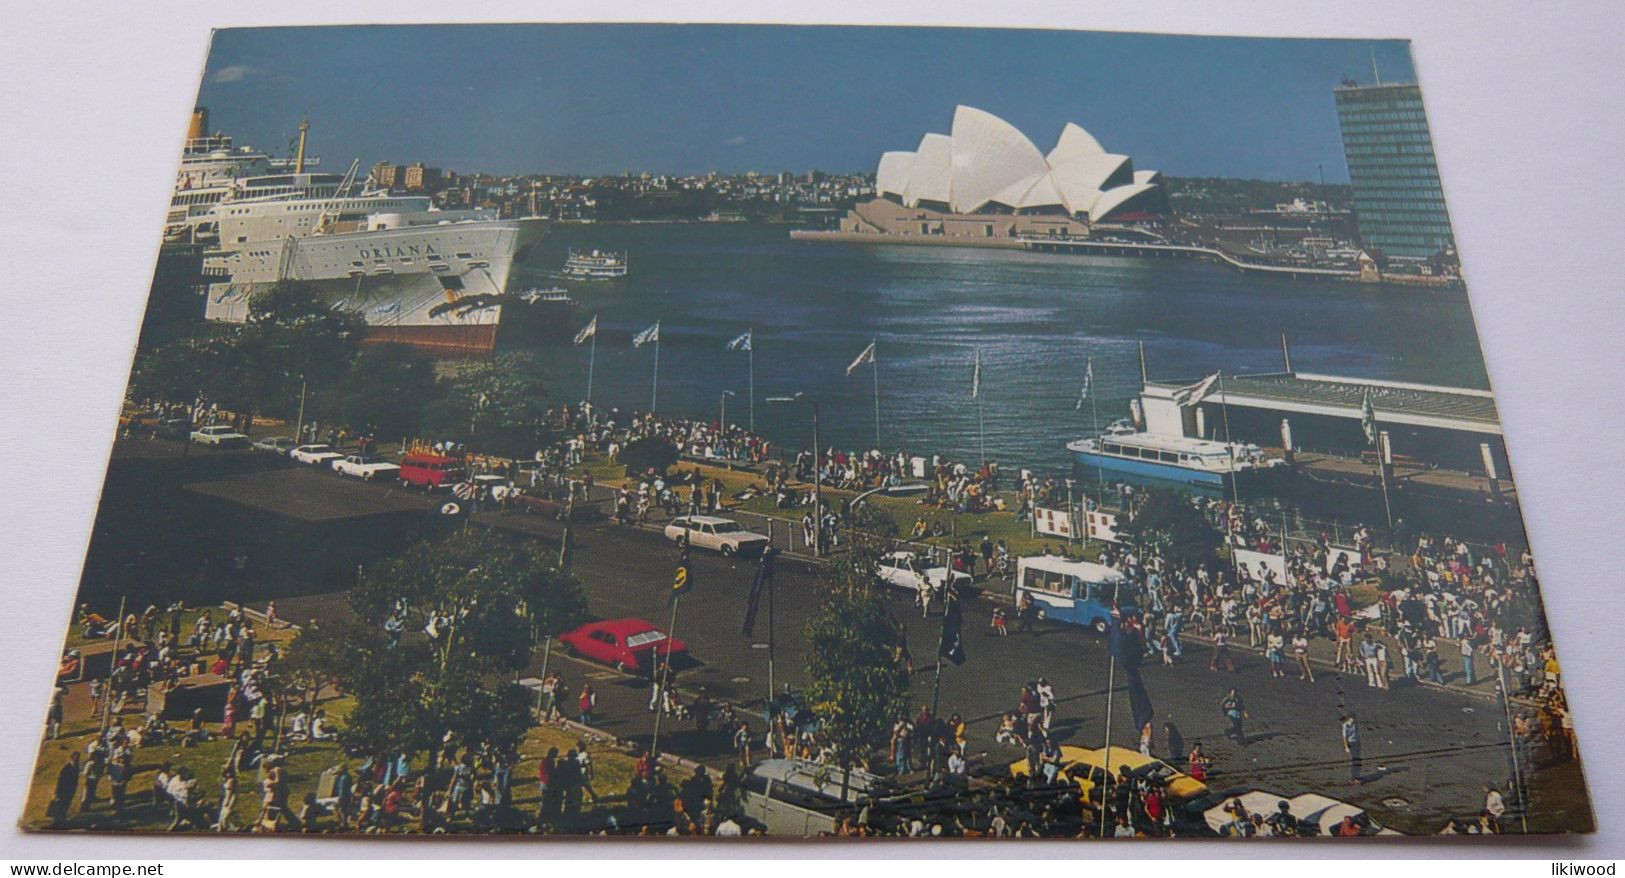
[1171,371,1220,406]
[1361,389,1378,446]
[971,349,982,399]
[1075,358,1094,410]
[1125,663,1154,733]
[741,546,776,637]
[846,341,876,376]
[937,590,966,666]
[573,315,598,346]
[633,322,660,348]
[1108,611,1143,670]
[726,330,752,352]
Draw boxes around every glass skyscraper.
[1333,81,1456,261]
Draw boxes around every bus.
[1014,555,1128,634]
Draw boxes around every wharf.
[1291,451,1516,503]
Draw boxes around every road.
[476,507,1562,834]
[112,440,1589,834]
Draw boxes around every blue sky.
[197,24,1417,182]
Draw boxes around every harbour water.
[506,223,1491,473]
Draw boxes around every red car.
[558,618,687,674]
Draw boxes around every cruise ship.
[167,109,331,244]
[194,123,548,354]
[1067,421,1283,489]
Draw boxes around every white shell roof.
[1046,122,1107,164]
[1089,181,1159,221]
[879,106,1162,221]
[903,132,953,207]
[949,106,1052,214]
[875,151,915,198]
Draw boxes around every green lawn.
[578,452,1095,560]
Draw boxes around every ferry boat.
[1067,421,1282,488]
[499,288,579,341]
[517,287,573,305]
[561,248,628,279]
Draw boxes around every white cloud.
[723,135,746,146]
[210,64,259,83]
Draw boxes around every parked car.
[154,418,193,441]
[190,424,250,447]
[1009,745,1208,803]
[558,618,687,674]
[251,436,297,455]
[748,758,894,806]
[398,452,467,491]
[331,454,402,480]
[663,515,771,557]
[876,550,973,597]
[118,408,163,430]
[1204,790,1401,836]
[290,444,345,466]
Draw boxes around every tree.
[228,282,365,419]
[125,281,364,419]
[316,343,440,440]
[803,548,908,800]
[1116,488,1222,569]
[421,352,551,456]
[618,435,679,478]
[304,527,587,765]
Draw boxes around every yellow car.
[1009,745,1208,802]
[118,408,163,429]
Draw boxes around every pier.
[790,228,1463,287]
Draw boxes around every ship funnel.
[295,118,310,174]
[188,107,209,141]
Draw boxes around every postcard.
[24,23,1591,838]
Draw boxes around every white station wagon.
[331,454,402,480]
[664,515,771,558]
[876,551,972,598]
[189,424,249,447]
[289,444,345,466]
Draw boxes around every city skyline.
[197,24,1417,182]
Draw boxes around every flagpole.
[748,331,755,433]
[767,553,776,709]
[1089,356,1103,494]
[651,331,660,413]
[975,349,986,467]
[871,342,881,450]
[651,594,679,759]
[1100,649,1116,837]
[978,398,986,468]
[1220,370,1240,512]
[586,331,596,404]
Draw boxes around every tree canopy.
[287,526,587,763]
[1115,488,1222,569]
[803,544,908,795]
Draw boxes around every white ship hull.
[204,217,547,353]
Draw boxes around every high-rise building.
[1333,79,1456,261]
[403,162,441,191]
[370,162,398,190]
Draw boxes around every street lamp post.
[767,393,820,556]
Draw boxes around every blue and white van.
[1014,556,1128,634]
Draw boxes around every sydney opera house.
[838,105,1168,240]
